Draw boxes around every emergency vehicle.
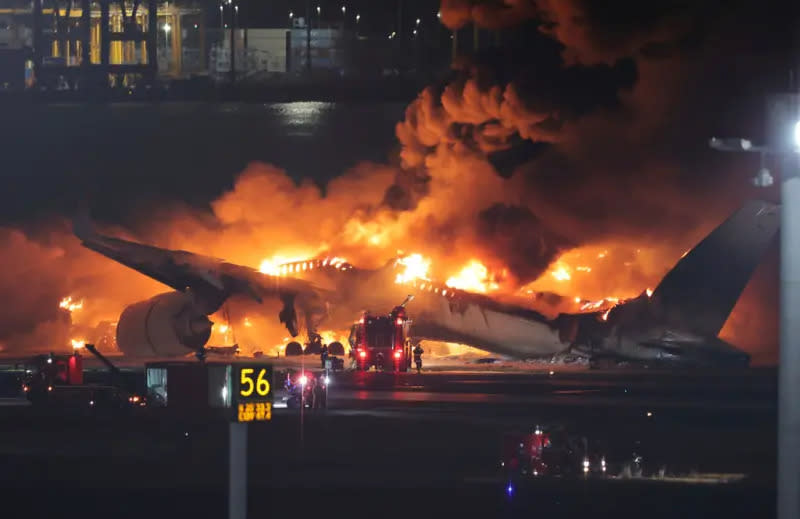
[350,296,414,372]
[20,346,144,408]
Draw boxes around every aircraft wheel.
[328,341,345,356]
[285,342,303,356]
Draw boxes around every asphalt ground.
[0,367,777,518]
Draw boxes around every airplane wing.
[73,213,329,336]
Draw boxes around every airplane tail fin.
[649,200,779,338]
[72,207,95,242]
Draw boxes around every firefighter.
[320,343,329,369]
[413,344,424,373]
[311,377,325,410]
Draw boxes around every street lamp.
[710,102,800,519]
[795,120,800,149]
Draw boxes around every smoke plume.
[0,0,782,363]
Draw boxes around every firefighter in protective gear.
[320,343,329,369]
[413,344,424,373]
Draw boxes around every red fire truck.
[350,296,414,372]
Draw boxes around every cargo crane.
[350,295,414,372]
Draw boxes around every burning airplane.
[73,199,778,367]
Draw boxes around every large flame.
[395,253,431,284]
[445,260,499,293]
[59,296,83,313]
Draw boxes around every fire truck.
[350,296,414,372]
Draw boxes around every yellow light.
[395,253,431,284]
[445,260,498,293]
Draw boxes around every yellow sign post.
[228,364,273,519]
[232,365,273,423]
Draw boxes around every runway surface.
[0,366,777,518]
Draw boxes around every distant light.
[163,23,171,34]
[548,370,554,376]
[219,5,223,13]
[412,29,417,35]
[355,14,360,22]
[89,400,94,406]
[506,484,513,496]
[317,5,321,14]
[193,24,198,29]
[221,385,228,402]
[323,376,331,385]
[289,11,293,18]
[646,411,653,417]
[299,375,308,386]
[234,5,238,12]
[224,24,228,28]
[416,18,421,25]
[437,11,441,19]
[341,5,346,14]
[794,120,800,148]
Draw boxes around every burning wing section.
[73,215,325,356]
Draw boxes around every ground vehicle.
[501,426,607,479]
[20,347,144,408]
[502,428,552,477]
[283,370,328,409]
[350,297,413,372]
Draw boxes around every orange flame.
[59,296,83,313]
[395,253,431,284]
[445,260,499,293]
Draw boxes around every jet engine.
[116,291,213,356]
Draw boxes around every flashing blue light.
[506,483,514,496]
